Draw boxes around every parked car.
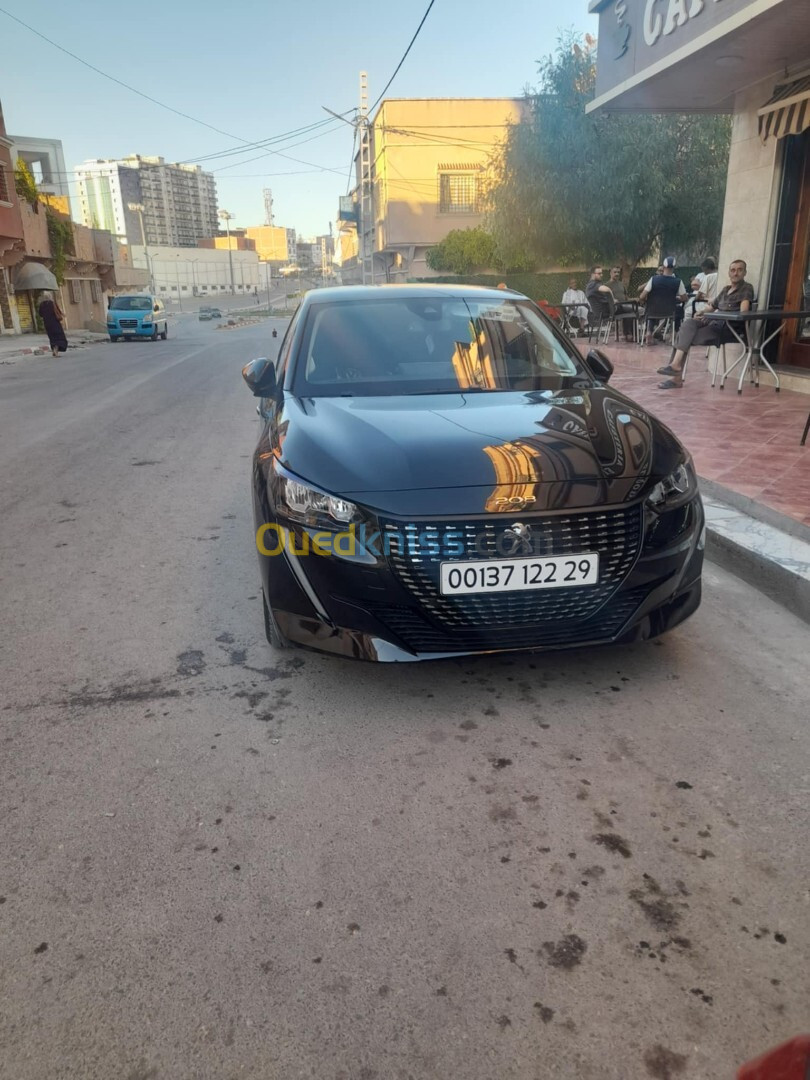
[241,285,704,662]
[198,308,213,321]
[107,294,168,341]
[210,308,222,318]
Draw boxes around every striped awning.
[758,76,810,143]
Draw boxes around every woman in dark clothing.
[38,292,68,357]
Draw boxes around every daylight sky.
[0,0,593,239]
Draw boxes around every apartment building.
[75,156,218,248]
[338,98,525,283]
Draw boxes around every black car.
[242,285,704,661]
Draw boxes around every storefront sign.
[591,0,765,103]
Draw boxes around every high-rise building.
[74,156,218,248]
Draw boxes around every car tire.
[109,335,120,342]
[151,326,159,341]
[262,589,288,650]
[160,325,168,340]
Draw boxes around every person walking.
[37,292,68,357]
[657,259,753,388]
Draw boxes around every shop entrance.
[774,130,810,368]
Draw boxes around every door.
[781,133,810,368]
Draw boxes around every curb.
[701,494,810,625]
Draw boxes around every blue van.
[107,294,168,341]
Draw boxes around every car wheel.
[109,335,120,342]
[151,326,159,341]
[160,325,168,340]
[262,589,288,650]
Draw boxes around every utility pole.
[322,72,374,286]
[218,209,236,295]
[358,71,374,285]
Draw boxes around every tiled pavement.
[586,338,810,528]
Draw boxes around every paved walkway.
[589,338,810,528]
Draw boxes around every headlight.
[646,459,698,511]
[275,467,361,528]
[143,315,153,324]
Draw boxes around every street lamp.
[218,209,236,296]
[173,254,183,311]
[128,202,153,293]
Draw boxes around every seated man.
[607,266,637,341]
[585,265,614,323]
[687,257,719,318]
[639,256,688,344]
[657,259,754,388]
[561,277,589,326]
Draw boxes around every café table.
[705,309,808,394]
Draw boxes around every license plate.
[439,553,599,595]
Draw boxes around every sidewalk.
[591,338,810,528]
[0,329,109,363]
[591,337,810,623]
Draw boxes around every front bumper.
[108,325,155,336]
[256,497,705,662]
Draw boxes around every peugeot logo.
[502,522,533,556]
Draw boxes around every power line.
[0,5,248,143]
[369,0,437,114]
[0,6,354,176]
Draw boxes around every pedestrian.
[657,259,753,388]
[37,291,68,357]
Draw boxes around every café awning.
[758,75,810,142]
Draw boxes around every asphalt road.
[1,315,808,1080]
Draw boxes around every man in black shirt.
[585,266,613,318]
[657,260,754,388]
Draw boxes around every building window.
[68,279,82,304]
[0,165,10,204]
[438,171,479,214]
[90,280,101,303]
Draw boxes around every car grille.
[372,586,649,654]
[119,319,138,328]
[377,504,644,651]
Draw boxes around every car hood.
[271,388,685,514]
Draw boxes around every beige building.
[338,98,525,283]
[244,225,297,266]
[589,0,810,373]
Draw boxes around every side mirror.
[586,348,613,384]
[154,304,159,312]
[242,357,276,397]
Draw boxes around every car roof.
[304,284,528,304]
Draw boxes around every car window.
[110,296,153,311]
[291,298,583,397]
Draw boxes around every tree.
[489,34,731,274]
[14,159,39,210]
[425,227,498,275]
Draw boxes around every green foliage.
[46,210,74,286]
[14,159,39,209]
[489,34,731,273]
[425,227,499,274]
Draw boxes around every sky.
[0,0,593,239]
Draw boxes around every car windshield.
[110,296,152,311]
[292,297,584,397]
